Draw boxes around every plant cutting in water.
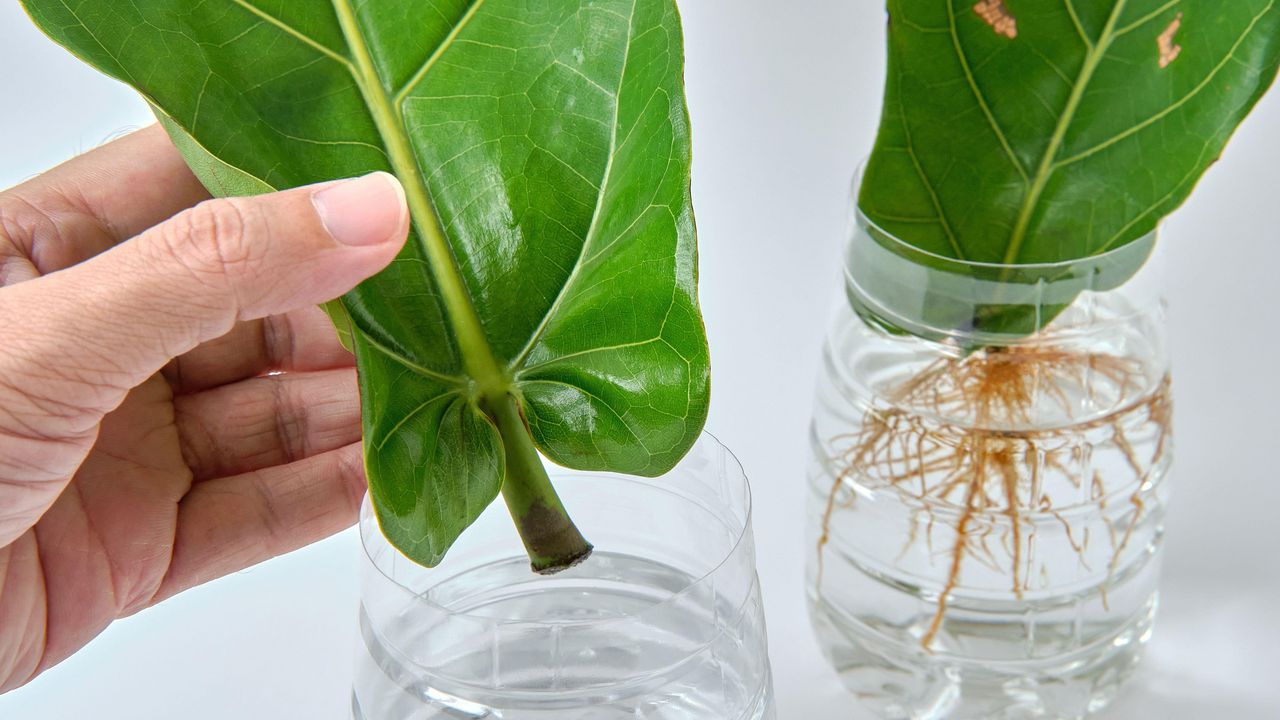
[821,0,1280,649]
[21,0,708,574]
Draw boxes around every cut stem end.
[487,390,594,575]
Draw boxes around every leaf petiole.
[485,392,593,574]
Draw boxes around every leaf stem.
[487,392,594,574]
[331,0,592,571]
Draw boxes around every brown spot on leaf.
[974,0,1017,39]
[1158,12,1183,68]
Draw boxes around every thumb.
[2,171,407,422]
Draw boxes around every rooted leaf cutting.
[22,0,709,572]
[822,0,1280,652]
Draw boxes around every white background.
[2,1,1279,718]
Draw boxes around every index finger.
[0,123,211,277]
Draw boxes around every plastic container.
[805,182,1172,719]
[354,433,776,719]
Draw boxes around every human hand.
[0,126,408,691]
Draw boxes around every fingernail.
[312,172,407,247]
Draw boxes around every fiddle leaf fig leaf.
[861,0,1280,333]
[22,0,708,569]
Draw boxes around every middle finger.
[163,304,354,395]
[174,366,361,481]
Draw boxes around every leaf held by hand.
[22,0,709,567]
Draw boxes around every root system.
[816,346,1171,650]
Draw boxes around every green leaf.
[860,0,1280,334]
[22,0,709,568]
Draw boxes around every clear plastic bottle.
[805,185,1172,719]
[354,433,775,720]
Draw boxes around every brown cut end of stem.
[521,499,595,575]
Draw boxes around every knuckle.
[0,194,32,253]
[159,198,270,283]
[269,376,308,464]
[0,194,55,286]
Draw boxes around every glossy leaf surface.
[23,0,709,566]
[860,0,1280,333]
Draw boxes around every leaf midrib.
[1000,0,1131,266]
[329,0,506,391]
